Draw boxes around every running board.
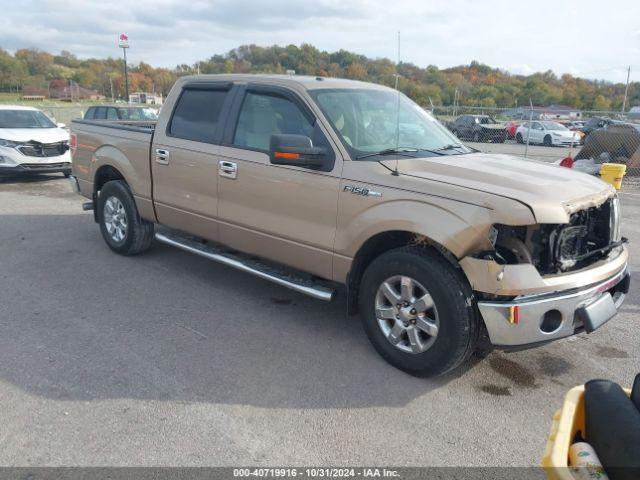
[154,231,335,302]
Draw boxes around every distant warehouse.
[504,105,583,120]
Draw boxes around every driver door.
[216,85,342,280]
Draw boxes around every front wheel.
[543,135,553,147]
[97,180,154,255]
[473,131,482,142]
[516,132,524,144]
[358,247,479,377]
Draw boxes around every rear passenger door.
[151,82,236,241]
[216,85,342,280]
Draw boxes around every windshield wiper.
[356,147,420,160]
[430,143,466,152]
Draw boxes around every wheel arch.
[346,230,460,315]
[92,164,127,222]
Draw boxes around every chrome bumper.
[68,174,81,194]
[477,267,629,347]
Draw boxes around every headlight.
[552,132,561,136]
[0,138,20,148]
[610,195,621,242]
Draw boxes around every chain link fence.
[427,105,640,186]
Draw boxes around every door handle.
[218,160,237,179]
[155,148,170,165]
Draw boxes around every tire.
[543,135,552,147]
[63,172,71,178]
[358,247,479,377]
[473,131,481,142]
[97,180,154,255]
[516,132,524,144]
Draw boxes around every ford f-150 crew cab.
[69,74,630,376]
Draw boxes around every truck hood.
[0,127,69,143]
[380,153,614,224]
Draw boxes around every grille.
[18,141,69,157]
[20,163,68,170]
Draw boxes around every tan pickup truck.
[69,74,629,376]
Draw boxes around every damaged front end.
[489,195,625,277]
[459,195,630,347]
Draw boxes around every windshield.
[0,109,56,128]
[310,88,471,158]
[117,108,158,120]
[541,121,568,131]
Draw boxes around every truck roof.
[176,74,392,91]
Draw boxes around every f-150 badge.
[344,185,382,197]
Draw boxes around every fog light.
[540,309,563,333]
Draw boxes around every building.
[505,105,583,120]
[50,85,105,101]
[129,92,163,105]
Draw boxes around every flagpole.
[123,47,129,103]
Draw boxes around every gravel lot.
[0,171,637,468]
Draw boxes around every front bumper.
[477,267,630,347]
[0,162,71,175]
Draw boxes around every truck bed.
[70,119,157,208]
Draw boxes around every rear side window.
[85,108,95,119]
[107,108,118,120]
[95,107,107,120]
[169,89,228,143]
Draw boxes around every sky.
[1,0,639,83]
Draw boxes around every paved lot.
[0,174,638,467]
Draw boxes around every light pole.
[119,33,130,103]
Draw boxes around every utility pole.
[621,65,631,114]
[109,76,114,103]
[119,33,130,103]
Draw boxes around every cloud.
[0,0,638,83]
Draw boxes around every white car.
[515,121,581,147]
[0,105,71,176]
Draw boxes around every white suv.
[0,106,71,176]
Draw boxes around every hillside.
[0,43,636,110]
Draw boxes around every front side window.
[169,89,228,143]
[0,109,56,128]
[310,88,470,158]
[233,92,314,151]
[107,108,118,120]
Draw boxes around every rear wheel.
[516,132,524,144]
[97,180,154,255]
[358,247,479,377]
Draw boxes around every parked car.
[0,105,71,176]
[69,74,629,377]
[84,105,159,121]
[515,121,582,146]
[505,120,521,139]
[582,117,616,137]
[558,121,586,144]
[448,114,507,143]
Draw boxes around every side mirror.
[269,134,326,168]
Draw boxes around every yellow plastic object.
[541,385,632,479]
[600,163,627,190]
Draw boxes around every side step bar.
[154,231,335,302]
